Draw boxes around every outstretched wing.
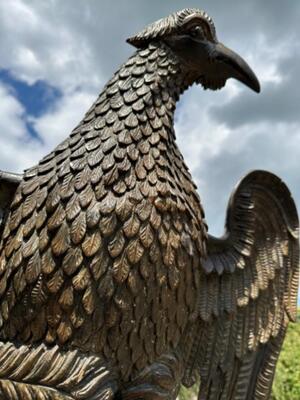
[183,170,299,400]
[0,171,22,237]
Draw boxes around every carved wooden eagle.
[0,8,298,400]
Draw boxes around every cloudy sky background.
[0,0,299,240]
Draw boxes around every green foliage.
[272,313,300,400]
[178,313,300,400]
[178,384,197,400]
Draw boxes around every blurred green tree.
[272,313,300,400]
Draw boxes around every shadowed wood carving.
[0,8,299,400]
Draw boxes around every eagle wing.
[0,171,22,238]
[183,170,299,400]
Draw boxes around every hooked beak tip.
[252,78,261,93]
[215,43,261,94]
[243,70,261,94]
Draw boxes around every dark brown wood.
[0,171,22,236]
[0,8,298,400]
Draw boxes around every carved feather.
[186,170,299,399]
[0,11,298,400]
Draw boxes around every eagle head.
[127,8,260,93]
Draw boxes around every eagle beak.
[214,43,260,93]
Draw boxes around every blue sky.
[0,70,61,118]
[0,69,61,140]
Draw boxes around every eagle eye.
[188,25,205,39]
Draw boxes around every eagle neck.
[81,43,194,145]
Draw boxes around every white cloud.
[32,89,97,151]
[0,0,101,90]
[0,83,98,173]
[0,84,25,139]
[0,82,42,171]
